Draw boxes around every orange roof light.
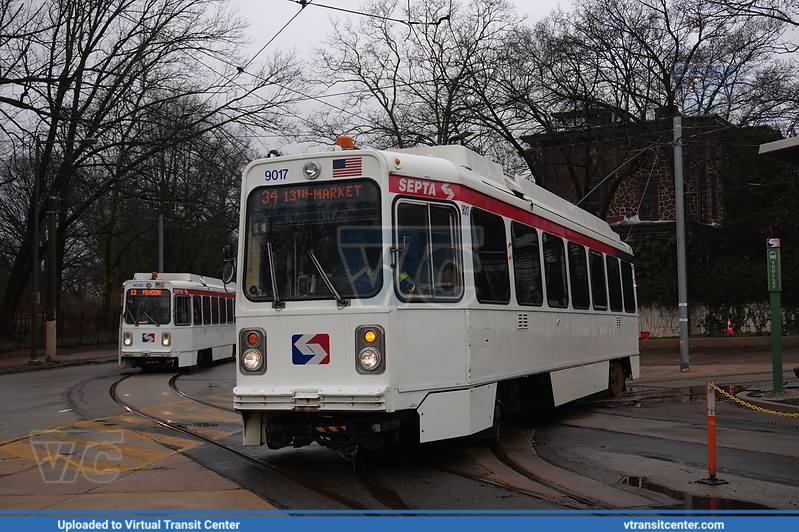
[335,136,355,149]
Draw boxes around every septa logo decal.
[142,333,155,343]
[292,334,330,365]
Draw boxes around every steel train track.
[374,444,609,511]
[112,371,617,512]
[110,372,374,510]
[488,444,608,509]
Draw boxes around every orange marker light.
[364,330,377,343]
[247,332,259,345]
[335,136,355,149]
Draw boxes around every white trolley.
[119,273,236,370]
[232,140,639,448]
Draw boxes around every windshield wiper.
[140,310,157,324]
[308,249,349,309]
[267,242,284,310]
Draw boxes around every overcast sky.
[234,0,564,62]
[230,0,564,153]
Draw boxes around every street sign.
[767,247,781,292]
[767,238,783,393]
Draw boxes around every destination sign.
[129,289,164,296]
[260,184,365,205]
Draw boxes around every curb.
[640,336,799,350]
[0,356,117,375]
[736,390,799,415]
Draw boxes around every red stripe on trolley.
[173,288,235,298]
[389,175,632,262]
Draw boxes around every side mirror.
[222,262,235,285]
[222,242,234,262]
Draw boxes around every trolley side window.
[396,201,462,301]
[511,222,543,306]
[589,250,608,311]
[203,295,211,325]
[193,295,202,326]
[123,289,171,325]
[621,260,637,313]
[542,233,568,308]
[567,242,590,310]
[471,208,510,304]
[174,295,192,326]
[211,297,220,325]
[606,256,624,312]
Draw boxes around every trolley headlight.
[239,328,267,374]
[303,161,321,179]
[354,325,385,374]
[123,332,132,346]
[358,348,380,371]
[161,332,171,347]
[242,349,263,371]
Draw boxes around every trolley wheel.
[491,400,504,445]
[609,361,626,397]
[477,399,504,445]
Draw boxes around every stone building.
[520,113,777,236]
[521,111,792,336]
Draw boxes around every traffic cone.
[726,319,734,336]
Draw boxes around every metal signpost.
[767,238,782,393]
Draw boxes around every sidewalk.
[0,346,118,373]
[633,345,799,414]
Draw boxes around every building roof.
[759,136,799,167]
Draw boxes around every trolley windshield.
[123,289,171,324]
[244,179,382,302]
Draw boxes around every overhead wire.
[286,0,450,27]
[242,0,314,71]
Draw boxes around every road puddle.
[618,476,772,510]
[622,385,751,403]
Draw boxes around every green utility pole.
[767,238,782,393]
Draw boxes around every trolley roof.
[387,145,628,252]
[129,273,233,291]
[247,143,630,254]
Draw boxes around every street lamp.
[29,136,97,363]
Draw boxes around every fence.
[638,303,796,338]
[0,311,118,352]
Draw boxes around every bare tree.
[474,0,799,216]
[705,0,799,29]
[0,0,302,337]
[308,0,523,150]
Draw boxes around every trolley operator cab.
[232,139,639,449]
[119,273,236,370]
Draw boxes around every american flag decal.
[332,157,362,178]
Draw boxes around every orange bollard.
[697,382,728,485]
[726,319,734,336]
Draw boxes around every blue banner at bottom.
[0,514,796,532]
